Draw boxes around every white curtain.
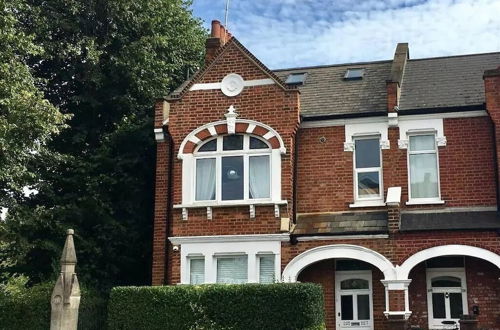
[410,153,438,198]
[259,255,275,284]
[196,158,216,200]
[216,256,248,284]
[249,155,270,199]
[190,259,205,284]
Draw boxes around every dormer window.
[344,68,365,80]
[195,135,271,202]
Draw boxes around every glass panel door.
[336,271,373,330]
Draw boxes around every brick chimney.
[387,43,409,112]
[205,20,233,63]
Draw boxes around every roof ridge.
[273,59,392,72]
[408,51,500,62]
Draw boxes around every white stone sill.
[174,200,288,209]
[405,199,445,206]
[349,200,386,208]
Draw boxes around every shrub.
[0,276,108,330]
[107,283,325,330]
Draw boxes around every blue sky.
[191,0,500,69]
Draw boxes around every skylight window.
[344,68,365,80]
[285,72,307,85]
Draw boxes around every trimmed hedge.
[108,283,325,330]
[0,278,108,330]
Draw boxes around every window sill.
[405,199,445,205]
[174,200,288,209]
[349,200,386,208]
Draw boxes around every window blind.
[216,256,248,284]
[189,258,205,284]
[259,255,275,284]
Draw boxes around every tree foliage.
[1,0,206,288]
[0,0,67,204]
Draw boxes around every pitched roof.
[399,52,500,111]
[272,52,500,117]
[293,211,388,235]
[274,61,391,117]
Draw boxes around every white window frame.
[353,135,383,203]
[184,134,281,207]
[426,268,468,329]
[335,270,374,330]
[406,131,444,205]
[187,255,205,285]
[215,253,249,284]
[175,236,284,284]
[257,253,278,284]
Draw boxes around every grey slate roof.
[399,53,500,111]
[293,211,388,235]
[400,210,500,232]
[274,61,391,117]
[272,52,500,117]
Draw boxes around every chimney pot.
[211,20,221,38]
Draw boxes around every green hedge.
[108,283,325,330]
[0,277,107,330]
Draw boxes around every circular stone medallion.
[221,73,244,97]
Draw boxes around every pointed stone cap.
[60,229,77,264]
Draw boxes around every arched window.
[194,134,272,202]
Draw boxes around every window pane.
[355,138,380,168]
[431,276,462,288]
[357,295,370,320]
[223,135,243,150]
[450,293,463,319]
[250,137,269,149]
[198,139,217,152]
[249,156,270,199]
[341,279,369,290]
[222,156,244,200]
[358,172,380,197]
[432,293,446,319]
[410,135,435,151]
[259,256,275,284]
[410,153,439,198]
[341,295,354,320]
[196,158,216,200]
[216,256,248,284]
[190,259,205,284]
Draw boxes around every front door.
[336,271,373,330]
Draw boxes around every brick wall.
[296,116,497,214]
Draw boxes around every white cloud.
[193,0,500,68]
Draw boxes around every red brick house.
[152,21,500,330]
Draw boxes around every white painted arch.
[178,118,287,159]
[396,244,500,280]
[282,244,397,282]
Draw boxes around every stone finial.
[51,229,80,330]
[225,105,239,134]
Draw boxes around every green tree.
[1,0,206,288]
[0,0,67,207]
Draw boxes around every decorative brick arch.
[178,119,286,159]
[282,244,397,282]
[396,244,500,280]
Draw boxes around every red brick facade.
[152,22,500,329]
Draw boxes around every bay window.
[408,133,441,202]
[195,135,271,202]
[353,136,383,203]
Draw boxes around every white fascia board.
[169,233,290,245]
